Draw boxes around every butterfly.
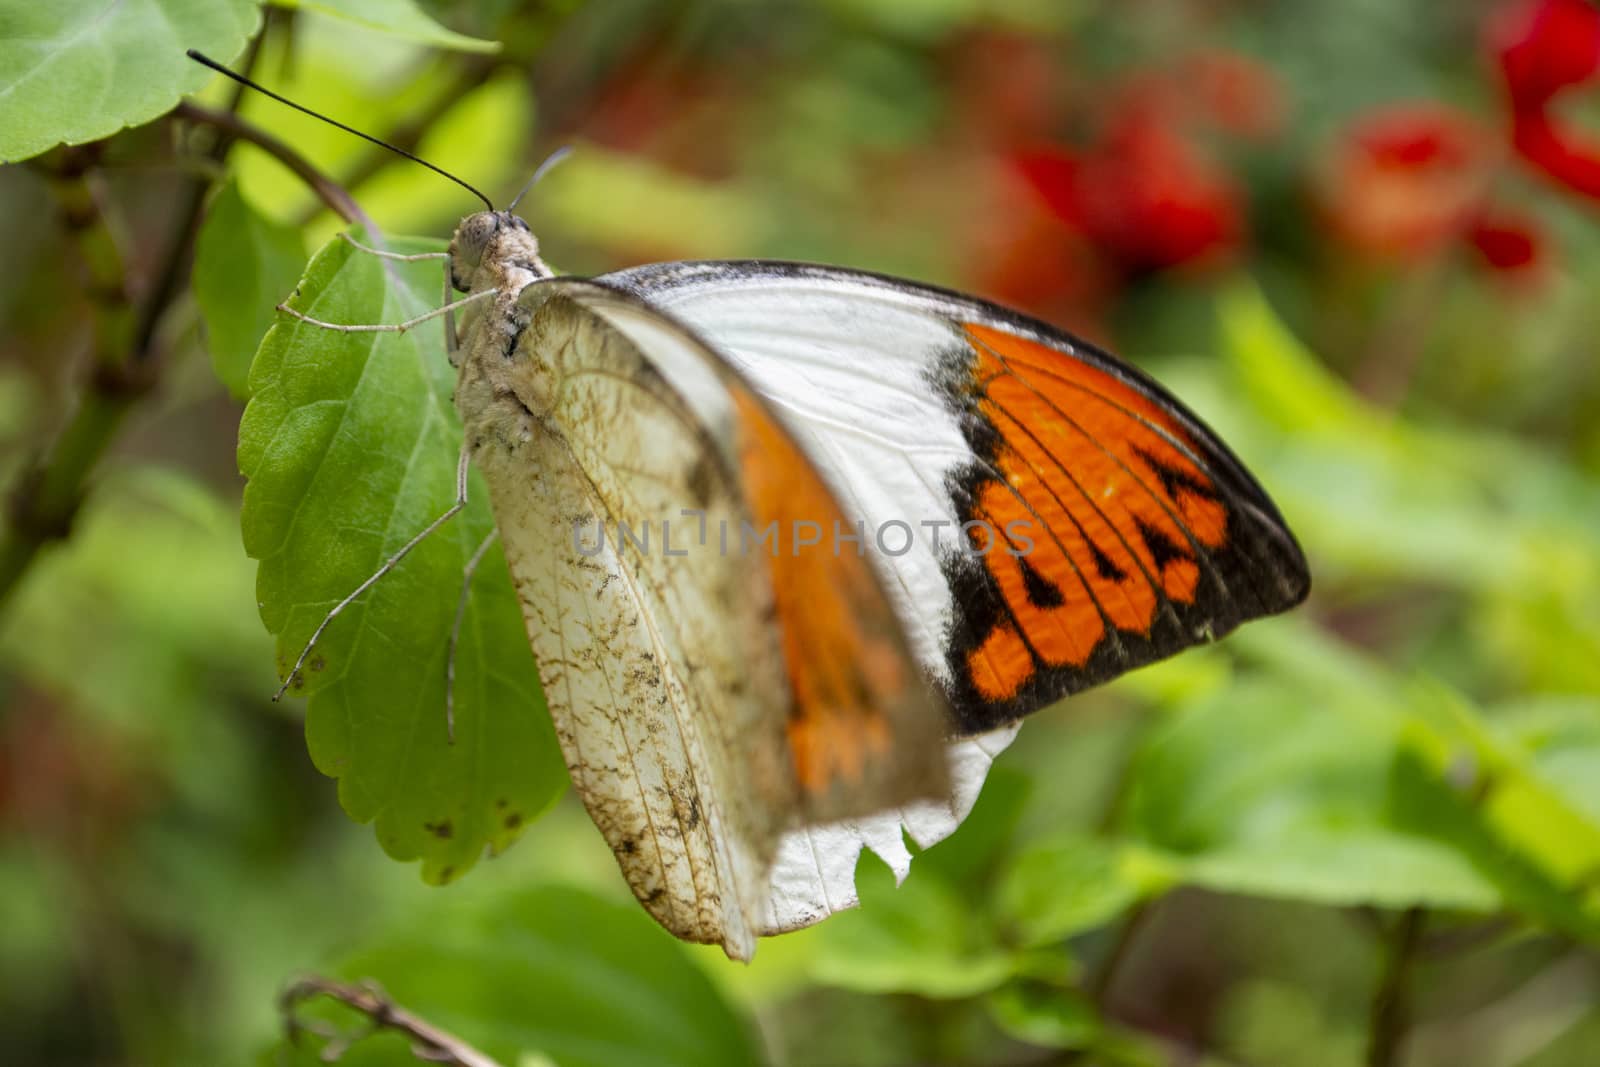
[192,52,1310,961]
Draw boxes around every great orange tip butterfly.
[190,50,1310,961]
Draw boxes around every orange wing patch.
[728,387,947,811]
[955,322,1232,704]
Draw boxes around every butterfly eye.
[448,212,504,290]
[452,213,499,262]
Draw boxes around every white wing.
[597,264,1028,932]
[458,277,952,956]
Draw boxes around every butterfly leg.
[273,442,473,702]
[276,288,497,334]
[442,260,461,364]
[444,528,499,742]
[338,232,452,262]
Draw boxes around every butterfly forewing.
[601,261,1310,734]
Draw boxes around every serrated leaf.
[276,0,499,53]
[238,230,565,883]
[194,180,306,397]
[0,0,260,162]
[270,885,764,1067]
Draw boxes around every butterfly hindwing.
[455,275,950,958]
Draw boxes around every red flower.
[1511,109,1600,198]
[1467,210,1545,272]
[1317,105,1492,260]
[1078,110,1243,273]
[1491,0,1600,201]
[1491,0,1600,112]
[1015,107,1243,276]
[1012,147,1081,225]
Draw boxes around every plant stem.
[173,102,371,228]
[0,151,150,611]
[281,976,505,1067]
[1089,900,1154,1005]
[1367,907,1427,1067]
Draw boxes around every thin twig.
[1088,900,1154,1005]
[1367,907,1427,1067]
[173,101,371,229]
[281,975,505,1067]
[1056,900,1159,1066]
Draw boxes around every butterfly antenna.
[185,49,495,212]
[506,145,575,213]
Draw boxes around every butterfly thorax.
[450,210,558,417]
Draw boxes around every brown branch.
[173,101,372,229]
[1367,907,1427,1067]
[281,976,505,1067]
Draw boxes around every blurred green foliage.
[2,1,1599,1065]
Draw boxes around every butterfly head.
[448,210,549,294]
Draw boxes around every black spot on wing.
[1018,553,1066,608]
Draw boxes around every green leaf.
[985,981,1100,1050]
[0,0,261,163]
[271,885,764,1067]
[1396,681,1600,925]
[997,833,1142,947]
[809,850,1018,998]
[1242,622,1600,924]
[1128,678,1503,913]
[194,180,306,397]
[238,230,565,883]
[276,0,499,53]
[1498,697,1600,827]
